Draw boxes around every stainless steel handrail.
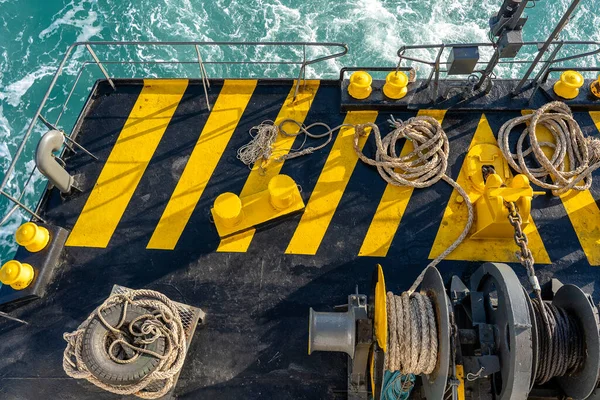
[395,40,600,94]
[0,41,348,225]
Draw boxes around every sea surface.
[0,0,599,263]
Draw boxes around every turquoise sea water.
[0,0,599,263]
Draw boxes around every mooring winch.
[309,265,453,400]
[308,263,600,400]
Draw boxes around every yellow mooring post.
[211,174,305,238]
[383,71,409,99]
[553,70,584,99]
[348,71,373,100]
[0,260,35,290]
[15,222,50,253]
[590,74,600,99]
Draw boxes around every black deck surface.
[0,78,599,400]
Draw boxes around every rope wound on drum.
[385,291,438,376]
[63,289,187,399]
[353,116,473,292]
[532,300,586,385]
[498,101,600,196]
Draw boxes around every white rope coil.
[237,119,352,172]
[63,289,187,399]
[498,101,600,196]
[385,291,438,375]
[353,117,474,293]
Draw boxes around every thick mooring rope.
[385,291,438,375]
[353,117,474,292]
[532,299,585,385]
[237,119,354,171]
[63,289,187,399]
[498,101,600,196]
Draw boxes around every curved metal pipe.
[35,130,73,193]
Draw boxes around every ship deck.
[1,78,599,399]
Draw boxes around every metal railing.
[395,40,600,100]
[0,41,348,226]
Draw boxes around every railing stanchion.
[195,45,211,111]
[432,45,444,102]
[513,0,582,94]
[86,44,116,91]
[293,45,307,101]
[0,190,47,224]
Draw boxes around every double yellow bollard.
[0,222,50,290]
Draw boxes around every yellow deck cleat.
[590,74,600,99]
[15,222,50,253]
[0,260,35,290]
[383,71,409,99]
[347,71,372,100]
[211,174,305,238]
[212,192,244,228]
[554,70,584,99]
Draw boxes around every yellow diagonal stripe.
[285,111,378,255]
[217,80,320,252]
[428,114,551,263]
[66,79,188,248]
[147,80,258,250]
[359,110,446,257]
[538,110,600,265]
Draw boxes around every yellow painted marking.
[147,80,258,250]
[359,110,446,257]
[429,114,551,263]
[285,111,378,255]
[217,80,320,252]
[526,110,600,265]
[456,365,466,400]
[66,79,188,248]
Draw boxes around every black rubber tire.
[82,304,166,386]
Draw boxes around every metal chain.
[505,200,549,324]
[505,201,536,279]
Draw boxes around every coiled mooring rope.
[237,119,355,171]
[498,101,600,196]
[63,289,187,399]
[353,117,474,293]
[532,299,585,385]
[238,116,474,292]
[385,291,438,375]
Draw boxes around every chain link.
[505,201,535,270]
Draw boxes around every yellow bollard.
[383,71,409,99]
[348,71,372,100]
[590,74,600,99]
[0,260,35,290]
[553,70,584,99]
[268,174,297,210]
[212,192,243,228]
[15,222,50,253]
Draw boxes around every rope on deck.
[237,119,354,173]
[498,101,600,196]
[63,289,186,399]
[385,291,438,375]
[352,117,474,293]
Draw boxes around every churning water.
[0,0,599,262]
